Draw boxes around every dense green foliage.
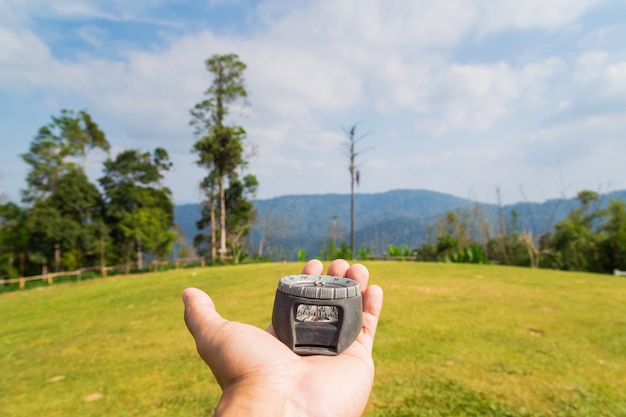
[0,110,177,278]
[0,202,29,278]
[28,168,105,271]
[425,190,626,273]
[99,148,176,264]
[1,262,624,416]
[20,109,110,203]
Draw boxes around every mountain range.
[174,189,626,260]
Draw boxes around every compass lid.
[277,274,360,300]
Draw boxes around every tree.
[548,190,601,271]
[598,200,626,272]
[21,109,109,203]
[28,203,78,272]
[194,172,258,263]
[343,125,369,259]
[52,168,104,268]
[224,174,259,263]
[194,125,246,261]
[319,215,347,261]
[0,202,30,278]
[60,110,110,170]
[195,173,219,260]
[255,209,289,260]
[99,148,176,266]
[18,110,109,273]
[190,53,253,261]
[20,169,105,272]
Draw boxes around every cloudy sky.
[1,0,625,206]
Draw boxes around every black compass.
[272,274,362,356]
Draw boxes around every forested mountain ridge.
[174,189,626,260]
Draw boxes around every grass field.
[1,262,625,416]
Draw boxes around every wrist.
[215,383,306,417]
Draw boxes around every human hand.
[182,259,384,417]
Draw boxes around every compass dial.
[295,304,340,323]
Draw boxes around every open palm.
[183,259,384,417]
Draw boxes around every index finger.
[301,259,323,275]
[302,259,370,293]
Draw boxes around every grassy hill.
[2,262,625,416]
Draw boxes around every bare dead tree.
[257,208,288,259]
[343,125,371,259]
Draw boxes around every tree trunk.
[100,235,107,277]
[136,240,143,269]
[54,243,60,272]
[210,190,217,261]
[350,168,355,258]
[19,252,25,276]
[219,175,227,261]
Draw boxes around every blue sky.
[2,0,626,206]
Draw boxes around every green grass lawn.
[1,262,625,416]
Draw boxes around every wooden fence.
[0,257,206,290]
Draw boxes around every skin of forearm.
[214,386,308,417]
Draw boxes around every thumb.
[182,287,223,340]
[182,287,245,387]
[182,286,233,370]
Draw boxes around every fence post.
[19,277,25,289]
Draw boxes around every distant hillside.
[174,189,626,260]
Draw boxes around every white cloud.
[0,27,52,89]
[475,0,602,34]
[573,49,626,95]
[414,57,565,134]
[1,0,624,204]
[574,50,609,83]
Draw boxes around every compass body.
[272,274,362,356]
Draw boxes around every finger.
[363,284,383,318]
[183,288,247,388]
[182,287,232,384]
[346,263,370,291]
[184,288,295,387]
[327,258,350,276]
[357,284,384,353]
[301,258,323,274]
[182,287,222,339]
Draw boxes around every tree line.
[318,189,626,275]
[0,108,177,278]
[422,189,626,274]
[0,53,257,280]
